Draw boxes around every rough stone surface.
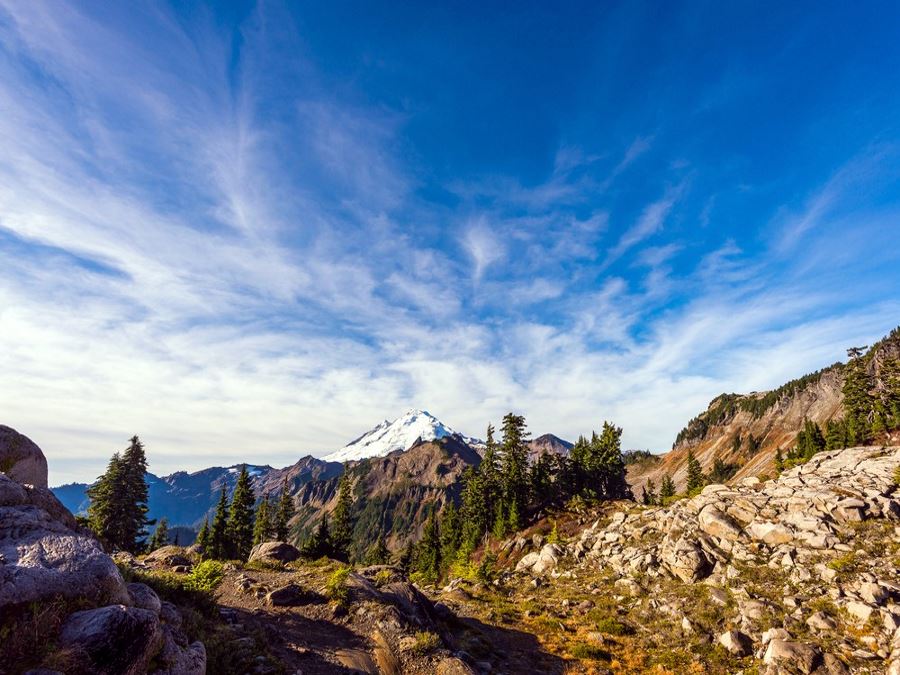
[0,474,129,609]
[0,425,48,488]
[763,639,821,674]
[718,629,753,656]
[127,582,162,614]
[59,604,162,675]
[144,545,192,568]
[248,540,301,564]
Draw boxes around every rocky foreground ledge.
[514,446,900,673]
[0,426,206,674]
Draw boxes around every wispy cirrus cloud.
[0,1,898,485]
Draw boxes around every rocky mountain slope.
[631,327,900,493]
[527,433,573,462]
[485,444,900,673]
[293,435,482,555]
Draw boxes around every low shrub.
[326,565,351,606]
[410,630,441,655]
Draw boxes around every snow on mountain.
[324,409,482,463]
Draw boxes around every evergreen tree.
[364,537,391,565]
[480,424,501,526]
[252,493,273,547]
[147,517,169,551]
[331,470,354,561]
[460,465,487,550]
[274,476,295,541]
[399,540,415,572]
[499,413,530,532]
[825,419,848,452]
[120,436,152,552]
[196,517,211,555]
[794,419,825,461]
[659,473,675,500]
[685,450,705,493]
[843,346,874,444]
[87,451,127,548]
[571,422,628,500]
[415,511,441,581]
[439,501,462,564]
[86,436,152,553]
[226,465,256,561]
[302,515,333,559]
[209,486,230,560]
[528,453,554,507]
[774,448,784,474]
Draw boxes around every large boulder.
[144,545,192,569]
[58,604,162,675]
[0,426,48,488]
[0,474,128,609]
[248,540,301,564]
[660,536,712,583]
[763,639,821,674]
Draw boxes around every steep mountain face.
[293,436,481,555]
[324,409,482,463]
[527,433,573,462]
[630,326,900,493]
[52,456,342,530]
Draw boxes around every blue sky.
[1,1,899,485]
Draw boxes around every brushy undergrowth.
[326,565,351,606]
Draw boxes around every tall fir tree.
[364,537,391,565]
[252,493,273,547]
[227,466,256,561]
[86,451,127,548]
[659,473,676,500]
[121,436,152,552]
[439,501,462,563]
[843,346,874,445]
[499,413,530,533]
[460,465,487,551]
[302,515,332,559]
[209,486,230,560]
[331,470,354,561]
[480,424,501,528]
[86,436,152,553]
[196,517,211,554]
[147,517,169,551]
[274,476,295,541]
[415,511,441,581]
[685,449,705,493]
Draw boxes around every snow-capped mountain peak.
[324,409,480,462]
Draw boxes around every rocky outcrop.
[0,425,48,488]
[0,473,129,608]
[519,446,900,673]
[0,428,206,674]
[59,604,162,675]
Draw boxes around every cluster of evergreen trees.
[297,470,356,561]
[195,469,296,561]
[408,414,629,582]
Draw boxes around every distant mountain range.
[51,409,573,543]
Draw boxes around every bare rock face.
[249,540,301,564]
[59,604,162,675]
[0,473,129,609]
[0,425,48,488]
